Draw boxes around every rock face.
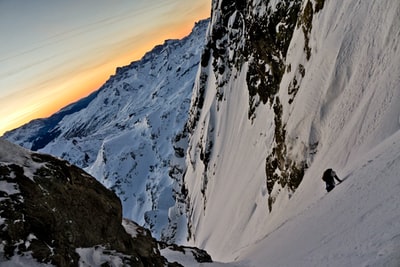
[0,138,167,266]
[185,0,313,216]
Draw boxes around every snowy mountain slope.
[4,19,209,242]
[237,131,400,267]
[182,0,400,265]
[182,0,308,257]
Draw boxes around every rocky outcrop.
[0,139,209,266]
[0,140,164,266]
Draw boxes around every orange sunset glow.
[0,0,211,135]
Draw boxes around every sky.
[0,0,211,135]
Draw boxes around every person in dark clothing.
[322,168,342,192]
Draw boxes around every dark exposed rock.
[265,97,305,211]
[298,1,314,60]
[0,141,168,266]
[246,0,302,113]
[198,0,302,119]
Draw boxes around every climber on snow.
[322,168,342,192]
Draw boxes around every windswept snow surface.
[184,0,400,266]
[235,131,400,267]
